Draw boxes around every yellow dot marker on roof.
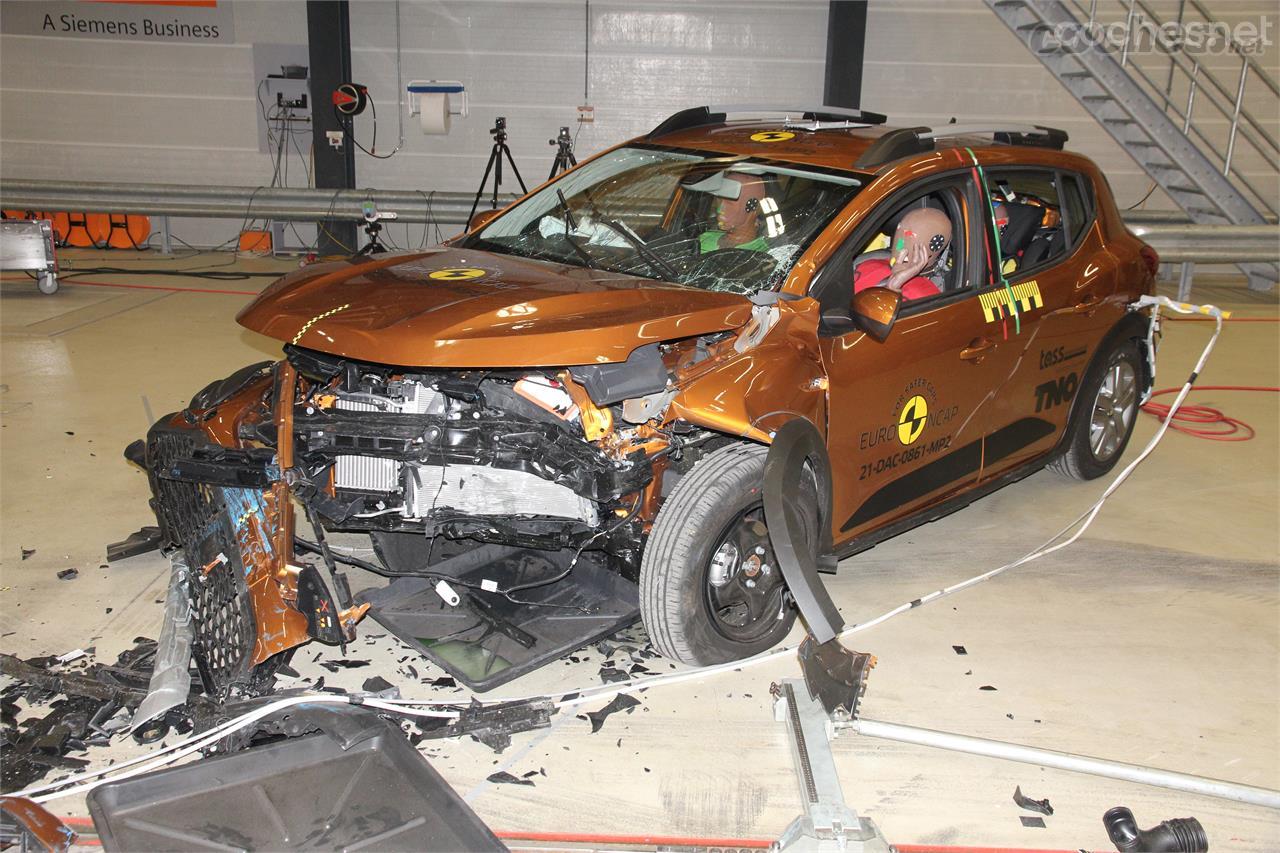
[750,131,795,143]
[429,267,486,280]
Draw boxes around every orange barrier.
[2,210,149,249]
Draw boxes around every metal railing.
[1068,0,1279,218]
[3,179,1276,293]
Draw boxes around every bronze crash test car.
[132,106,1157,693]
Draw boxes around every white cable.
[17,695,459,804]
[551,299,1224,711]
[22,299,1221,804]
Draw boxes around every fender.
[669,303,828,443]
[762,417,843,644]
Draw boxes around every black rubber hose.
[1104,806,1208,852]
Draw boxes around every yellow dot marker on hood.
[750,131,795,143]
[429,267,487,280]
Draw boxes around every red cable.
[1141,385,1278,441]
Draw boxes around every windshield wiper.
[554,189,600,270]
[572,189,680,281]
[598,217,681,281]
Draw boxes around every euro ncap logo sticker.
[898,395,929,445]
[749,131,795,143]
[428,267,487,281]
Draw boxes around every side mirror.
[851,287,901,342]
[467,207,504,233]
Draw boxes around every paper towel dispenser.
[407,80,467,135]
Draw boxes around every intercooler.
[331,384,599,525]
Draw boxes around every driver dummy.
[700,175,771,254]
[853,208,951,300]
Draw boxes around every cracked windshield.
[463,146,864,294]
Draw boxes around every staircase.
[986,0,1279,291]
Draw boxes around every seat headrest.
[997,200,1041,259]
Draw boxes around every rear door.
[976,168,1118,479]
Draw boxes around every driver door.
[815,173,1022,546]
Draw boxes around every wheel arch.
[1052,310,1152,459]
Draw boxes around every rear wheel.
[1049,339,1141,480]
[640,443,814,666]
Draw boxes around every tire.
[1049,338,1141,480]
[640,442,815,666]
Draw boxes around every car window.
[462,146,865,295]
[810,176,974,325]
[1060,171,1093,246]
[982,169,1066,277]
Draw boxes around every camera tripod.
[547,126,577,180]
[469,117,528,224]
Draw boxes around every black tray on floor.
[355,545,639,692]
[87,710,504,852]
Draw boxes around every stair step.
[1082,94,1114,102]
[1061,70,1093,78]
[991,0,1025,8]
[1186,206,1225,216]
[1128,140,1159,147]
[1166,185,1205,194]
[1104,118,1137,124]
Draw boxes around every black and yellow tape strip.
[980,280,1043,323]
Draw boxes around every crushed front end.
[135,339,714,692]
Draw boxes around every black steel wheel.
[641,443,817,666]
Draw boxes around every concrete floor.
[1,251,1277,851]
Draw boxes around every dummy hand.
[885,242,929,292]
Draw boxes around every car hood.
[236,248,755,367]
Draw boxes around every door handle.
[1072,294,1103,315]
[960,338,997,363]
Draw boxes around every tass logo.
[1035,372,1078,413]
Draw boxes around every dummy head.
[893,207,952,267]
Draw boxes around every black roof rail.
[855,123,1070,169]
[646,104,888,139]
[853,127,933,169]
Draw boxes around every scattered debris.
[1019,816,1046,828]
[430,676,456,688]
[20,548,34,561]
[952,645,967,655]
[55,649,87,664]
[0,642,172,791]
[486,770,535,787]
[582,693,641,733]
[598,665,630,684]
[360,676,396,695]
[56,568,78,581]
[105,526,162,563]
[318,659,371,672]
[1013,785,1054,816]
[979,685,997,691]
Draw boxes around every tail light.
[1139,245,1160,279]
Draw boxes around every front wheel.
[640,443,813,666]
[1049,339,1141,480]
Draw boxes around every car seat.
[997,200,1040,261]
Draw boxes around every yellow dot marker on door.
[898,395,929,445]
